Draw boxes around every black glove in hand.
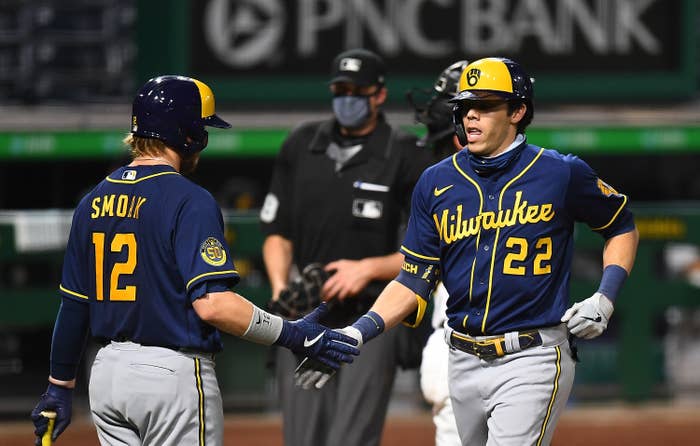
[267,263,327,319]
[275,302,359,369]
[31,382,73,445]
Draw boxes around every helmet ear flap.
[452,102,467,147]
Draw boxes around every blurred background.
[0,0,699,430]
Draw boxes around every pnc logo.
[204,0,284,68]
[467,68,481,86]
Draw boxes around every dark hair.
[507,99,534,134]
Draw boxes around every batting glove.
[275,303,359,370]
[294,326,363,390]
[31,383,73,445]
[561,292,614,339]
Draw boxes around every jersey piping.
[105,170,180,184]
[59,284,89,300]
[452,153,484,309]
[186,270,238,291]
[591,194,628,231]
[399,245,439,262]
[483,147,544,333]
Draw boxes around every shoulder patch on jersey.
[200,237,227,266]
[596,178,619,196]
[260,193,279,223]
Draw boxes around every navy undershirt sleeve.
[50,297,90,381]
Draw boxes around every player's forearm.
[48,376,76,389]
[596,228,639,301]
[194,291,298,347]
[603,228,639,273]
[360,252,404,282]
[194,291,257,337]
[369,280,420,330]
[262,234,293,298]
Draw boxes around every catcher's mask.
[130,75,231,153]
[449,57,535,145]
[406,60,468,150]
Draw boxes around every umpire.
[260,48,434,446]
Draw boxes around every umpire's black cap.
[329,48,386,87]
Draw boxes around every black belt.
[450,329,542,360]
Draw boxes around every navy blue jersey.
[59,165,239,352]
[401,143,635,335]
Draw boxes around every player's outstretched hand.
[30,383,73,445]
[275,303,360,369]
[561,292,614,339]
[294,326,363,390]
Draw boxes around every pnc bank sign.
[193,0,680,72]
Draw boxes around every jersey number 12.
[92,232,137,301]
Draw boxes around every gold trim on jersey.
[399,245,439,262]
[482,148,544,333]
[194,358,206,446]
[452,153,484,305]
[59,284,89,299]
[536,345,562,446]
[186,270,238,290]
[105,171,180,184]
[591,194,628,231]
[452,152,484,306]
[402,294,428,328]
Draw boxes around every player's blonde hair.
[123,134,168,159]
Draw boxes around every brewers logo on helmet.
[452,57,533,101]
[131,75,231,152]
[450,57,535,145]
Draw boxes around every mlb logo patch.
[340,57,362,72]
[352,199,383,219]
[122,170,137,180]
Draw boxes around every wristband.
[597,264,628,302]
[241,305,284,345]
[351,311,385,343]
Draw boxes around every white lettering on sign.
[461,0,659,54]
[203,0,662,68]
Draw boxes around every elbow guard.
[395,259,439,328]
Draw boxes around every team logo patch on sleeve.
[596,178,619,196]
[200,237,227,266]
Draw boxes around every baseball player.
[261,48,434,446]
[409,59,469,446]
[30,75,358,446]
[296,57,639,446]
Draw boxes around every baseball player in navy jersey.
[296,57,639,446]
[409,59,469,446]
[30,75,358,446]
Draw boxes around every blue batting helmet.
[131,75,231,152]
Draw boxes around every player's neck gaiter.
[469,143,524,175]
[333,95,371,129]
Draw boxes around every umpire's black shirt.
[260,114,434,325]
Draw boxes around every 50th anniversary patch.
[200,237,227,266]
